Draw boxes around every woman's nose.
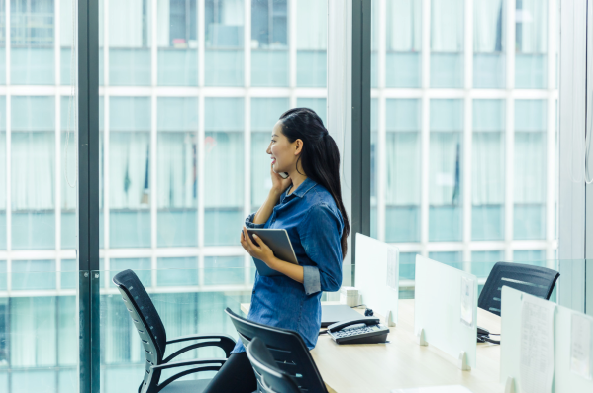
[266,144,271,154]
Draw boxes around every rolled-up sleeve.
[245,213,266,229]
[298,204,344,295]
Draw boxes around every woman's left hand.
[241,227,276,266]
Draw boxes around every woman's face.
[267,121,300,174]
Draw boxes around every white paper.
[459,276,474,327]
[391,385,474,393]
[386,247,398,290]
[519,296,555,393]
[570,313,593,380]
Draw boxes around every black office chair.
[246,338,301,393]
[225,307,328,393]
[478,261,560,316]
[113,269,236,393]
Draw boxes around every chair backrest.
[478,262,560,316]
[113,269,167,393]
[247,338,301,393]
[225,308,328,393]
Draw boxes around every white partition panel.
[414,255,478,369]
[354,233,399,326]
[500,286,523,388]
[555,303,593,391]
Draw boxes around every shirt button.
[252,290,255,295]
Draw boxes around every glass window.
[515,0,548,88]
[0,97,5,250]
[205,0,245,86]
[157,0,198,86]
[386,0,422,88]
[60,96,76,250]
[296,0,327,87]
[430,0,464,87]
[428,251,462,269]
[429,99,463,241]
[156,97,199,248]
[251,0,288,87]
[472,99,505,241]
[109,97,151,248]
[473,0,505,88]
[514,99,546,240]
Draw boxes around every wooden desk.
[240,300,503,393]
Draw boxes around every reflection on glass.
[471,250,503,279]
[109,0,151,86]
[11,0,54,84]
[157,0,198,86]
[296,0,327,87]
[157,97,198,247]
[386,0,422,87]
[109,97,151,248]
[513,250,546,265]
[515,0,548,88]
[472,100,504,241]
[386,99,421,242]
[205,0,245,86]
[250,98,289,211]
[514,100,546,240]
[157,257,199,286]
[429,99,462,241]
[204,98,244,246]
[473,0,505,88]
[204,256,245,285]
[11,96,55,250]
[430,0,463,87]
[251,0,288,86]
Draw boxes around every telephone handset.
[326,317,389,345]
[278,171,289,179]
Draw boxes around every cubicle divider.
[354,233,399,326]
[414,255,478,370]
[500,286,593,393]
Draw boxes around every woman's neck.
[287,169,307,195]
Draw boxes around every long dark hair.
[278,108,351,260]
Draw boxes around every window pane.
[296,0,327,87]
[430,0,464,87]
[251,0,288,87]
[386,0,422,88]
[515,0,548,88]
[429,99,463,241]
[514,100,546,240]
[472,99,505,240]
[473,0,505,88]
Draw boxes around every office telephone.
[326,317,389,345]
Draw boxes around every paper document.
[519,296,555,393]
[570,313,593,380]
[459,276,475,327]
[391,385,474,393]
[386,247,398,290]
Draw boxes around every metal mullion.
[150,0,157,287]
[376,0,386,242]
[198,0,205,87]
[546,0,557,263]
[462,0,473,268]
[288,0,297,107]
[420,0,430,256]
[351,0,371,264]
[505,0,516,261]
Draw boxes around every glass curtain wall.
[99,0,328,390]
[1,0,79,392]
[371,0,557,279]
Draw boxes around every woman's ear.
[294,139,304,155]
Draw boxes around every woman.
[204,108,350,392]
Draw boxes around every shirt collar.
[285,177,318,199]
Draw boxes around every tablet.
[246,229,299,277]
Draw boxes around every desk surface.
[240,300,502,393]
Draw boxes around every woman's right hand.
[270,162,292,195]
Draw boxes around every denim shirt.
[232,177,344,353]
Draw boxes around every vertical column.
[197,0,205,258]
[150,0,157,286]
[197,93,205,286]
[462,0,473,267]
[288,0,297,108]
[55,0,62,290]
[546,0,557,263]
[420,0,430,256]
[505,0,516,261]
[103,0,110,259]
[376,0,386,242]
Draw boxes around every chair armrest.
[151,358,226,371]
[152,359,227,392]
[166,333,236,345]
[163,334,236,362]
